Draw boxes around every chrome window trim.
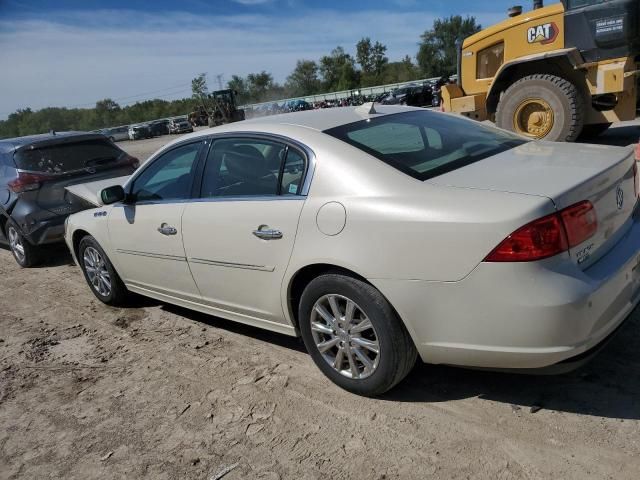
[123,131,316,203]
[201,131,316,198]
[115,195,306,208]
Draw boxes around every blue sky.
[0,0,511,117]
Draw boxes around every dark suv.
[0,132,138,267]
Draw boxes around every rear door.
[108,139,205,300]
[181,136,309,324]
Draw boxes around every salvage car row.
[96,116,193,142]
[1,105,639,397]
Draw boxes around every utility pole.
[216,74,224,90]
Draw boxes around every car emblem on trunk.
[616,185,624,210]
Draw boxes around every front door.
[182,137,309,324]
[108,140,204,301]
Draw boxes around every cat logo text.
[527,22,559,45]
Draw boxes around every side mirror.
[101,185,126,205]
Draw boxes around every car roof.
[234,104,424,133]
[0,131,103,154]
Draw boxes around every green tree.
[94,98,121,128]
[319,46,359,92]
[191,73,209,98]
[227,75,249,103]
[417,15,481,77]
[246,71,275,103]
[285,60,320,96]
[356,38,388,86]
[380,56,421,84]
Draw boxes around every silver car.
[168,117,193,134]
[65,105,640,396]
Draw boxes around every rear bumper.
[22,215,66,245]
[372,216,640,370]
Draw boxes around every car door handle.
[157,223,178,236]
[253,225,283,240]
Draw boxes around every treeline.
[0,15,481,139]
[0,98,194,139]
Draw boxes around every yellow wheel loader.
[441,0,640,141]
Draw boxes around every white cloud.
[0,8,503,116]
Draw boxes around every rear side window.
[324,110,526,181]
[14,139,124,174]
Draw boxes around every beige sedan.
[65,105,640,396]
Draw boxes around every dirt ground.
[1,122,640,479]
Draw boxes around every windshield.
[323,110,526,181]
[14,139,124,174]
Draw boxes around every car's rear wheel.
[78,235,129,306]
[299,273,417,396]
[7,222,40,268]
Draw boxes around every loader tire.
[496,74,584,142]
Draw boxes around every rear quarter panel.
[282,132,556,285]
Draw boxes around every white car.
[64,105,640,396]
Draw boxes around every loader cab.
[562,0,640,62]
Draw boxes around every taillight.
[560,201,597,248]
[7,171,53,193]
[485,201,597,262]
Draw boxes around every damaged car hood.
[64,176,130,207]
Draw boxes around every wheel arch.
[486,48,585,114]
[71,228,92,258]
[285,263,415,347]
[286,263,368,333]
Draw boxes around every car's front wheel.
[6,222,40,268]
[299,273,417,396]
[78,235,129,306]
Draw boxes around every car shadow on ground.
[160,302,639,420]
[0,243,75,268]
[580,124,640,147]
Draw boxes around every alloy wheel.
[7,226,25,264]
[83,246,112,297]
[310,294,380,380]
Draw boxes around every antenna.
[355,102,378,115]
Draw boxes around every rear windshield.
[324,110,526,181]
[14,139,124,174]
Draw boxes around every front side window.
[324,110,525,181]
[201,138,307,198]
[476,42,504,79]
[131,141,201,202]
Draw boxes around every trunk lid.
[430,141,637,268]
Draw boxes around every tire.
[496,74,584,142]
[579,122,612,140]
[299,273,417,396]
[78,235,129,306]
[6,221,40,268]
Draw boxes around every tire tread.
[497,73,584,142]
